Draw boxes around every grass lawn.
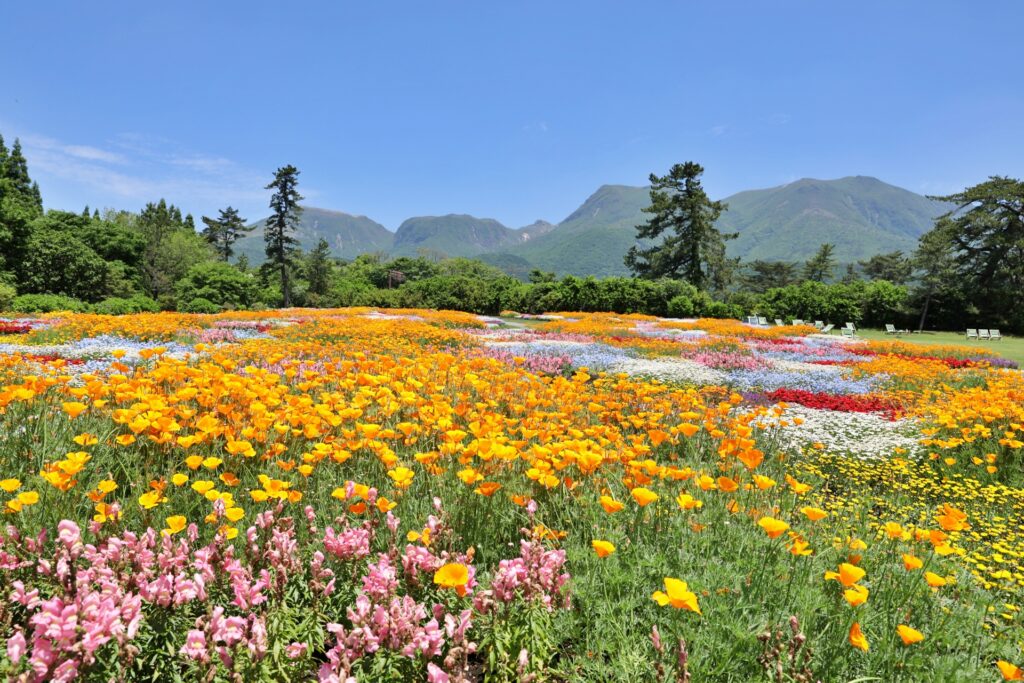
[856,327,1024,365]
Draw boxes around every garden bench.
[978,329,991,340]
[990,329,1003,341]
[966,328,978,340]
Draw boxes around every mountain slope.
[390,215,555,258]
[717,176,949,262]
[491,177,949,276]
[235,207,392,263]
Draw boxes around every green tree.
[911,219,963,331]
[200,206,252,261]
[18,230,108,301]
[927,177,1024,331]
[802,243,836,282]
[858,251,912,284]
[306,238,333,297]
[743,260,798,293]
[175,261,256,310]
[624,162,733,288]
[264,165,303,306]
[529,269,557,284]
[137,199,192,299]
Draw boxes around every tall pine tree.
[201,206,251,261]
[802,243,836,282]
[624,162,733,288]
[264,165,303,307]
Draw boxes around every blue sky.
[3,1,1022,229]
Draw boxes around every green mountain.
[390,215,553,258]
[718,176,950,262]
[491,176,949,276]
[237,177,948,276]
[501,185,652,277]
[235,207,392,263]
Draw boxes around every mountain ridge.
[236,176,950,275]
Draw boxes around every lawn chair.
[840,326,854,338]
[844,323,857,335]
[814,320,824,329]
[792,319,803,326]
[758,316,768,326]
[774,319,784,326]
[966,328,978,340]
[821,324,834,334]
[990,329,1003,341]
[885,324,902,335]
[978,329,991,340]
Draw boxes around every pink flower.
[286,641,308,659]
[6,629,26,664]
[181,629,209,662]
[427,662,450,683]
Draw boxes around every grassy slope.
[856,328,1024,365]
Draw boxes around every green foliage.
[305,238,334,296]
[180,297,220,314]
[925,176,1024,332]
[666,294,695,318]
[0,282,16,311]
[264,165,304,306]
[18,230,108,302]
[200,206,252,261]
[625,162,733,287]
[10,293,87,313]
[858,250,912,284]
[175,262,257,310]
[742,260,799,293]
[756,280,909,326]
[802,242,836,282]
[92,295,160,315]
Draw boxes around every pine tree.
[306,238,332,296]
[4,140,33,195]
[201,206,251,261]
[802,243,836,282]
[624,162,733,288]
[264,165,303,307]
[0,134,8,171]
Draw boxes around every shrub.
[93,295,160,315]
[180,297,220,314]
[703,300,743,319]
[175,262,256,310]
[666,294,695,318]
[0,282,16,312]
[10,293,87,313]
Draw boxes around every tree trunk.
[917,291,931,332]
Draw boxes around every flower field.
[0,308,1023,682]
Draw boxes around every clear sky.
[3,1,1022,229]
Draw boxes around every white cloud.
[13,127,270,217]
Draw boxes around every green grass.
[855,328,1024,366]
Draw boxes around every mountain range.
[235,176,950,277]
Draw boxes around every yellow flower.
[924,571,947,588]
[0,479,21,493]
[433,563,470,596]
[97,479,117,494]
[902,553,923,571]
[897,625,924,646]
[591,540,616,558]
[825,563,866,587]
[387,466,415,489]
[163,515,187,535]
[224,506,245,522]
[848,622,869,652]
[800,506,828,522]
[138,490,165,510]
[172,473,189,486]
[630,487,658,507]
[843,584,869,607]
[599,495,624,513]
[17,491,39,505]
[757,516,789,539]
[62,401,88,418]
[651,577,701,615]
[676,492,703,510]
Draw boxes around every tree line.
[1,132,1020,332]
